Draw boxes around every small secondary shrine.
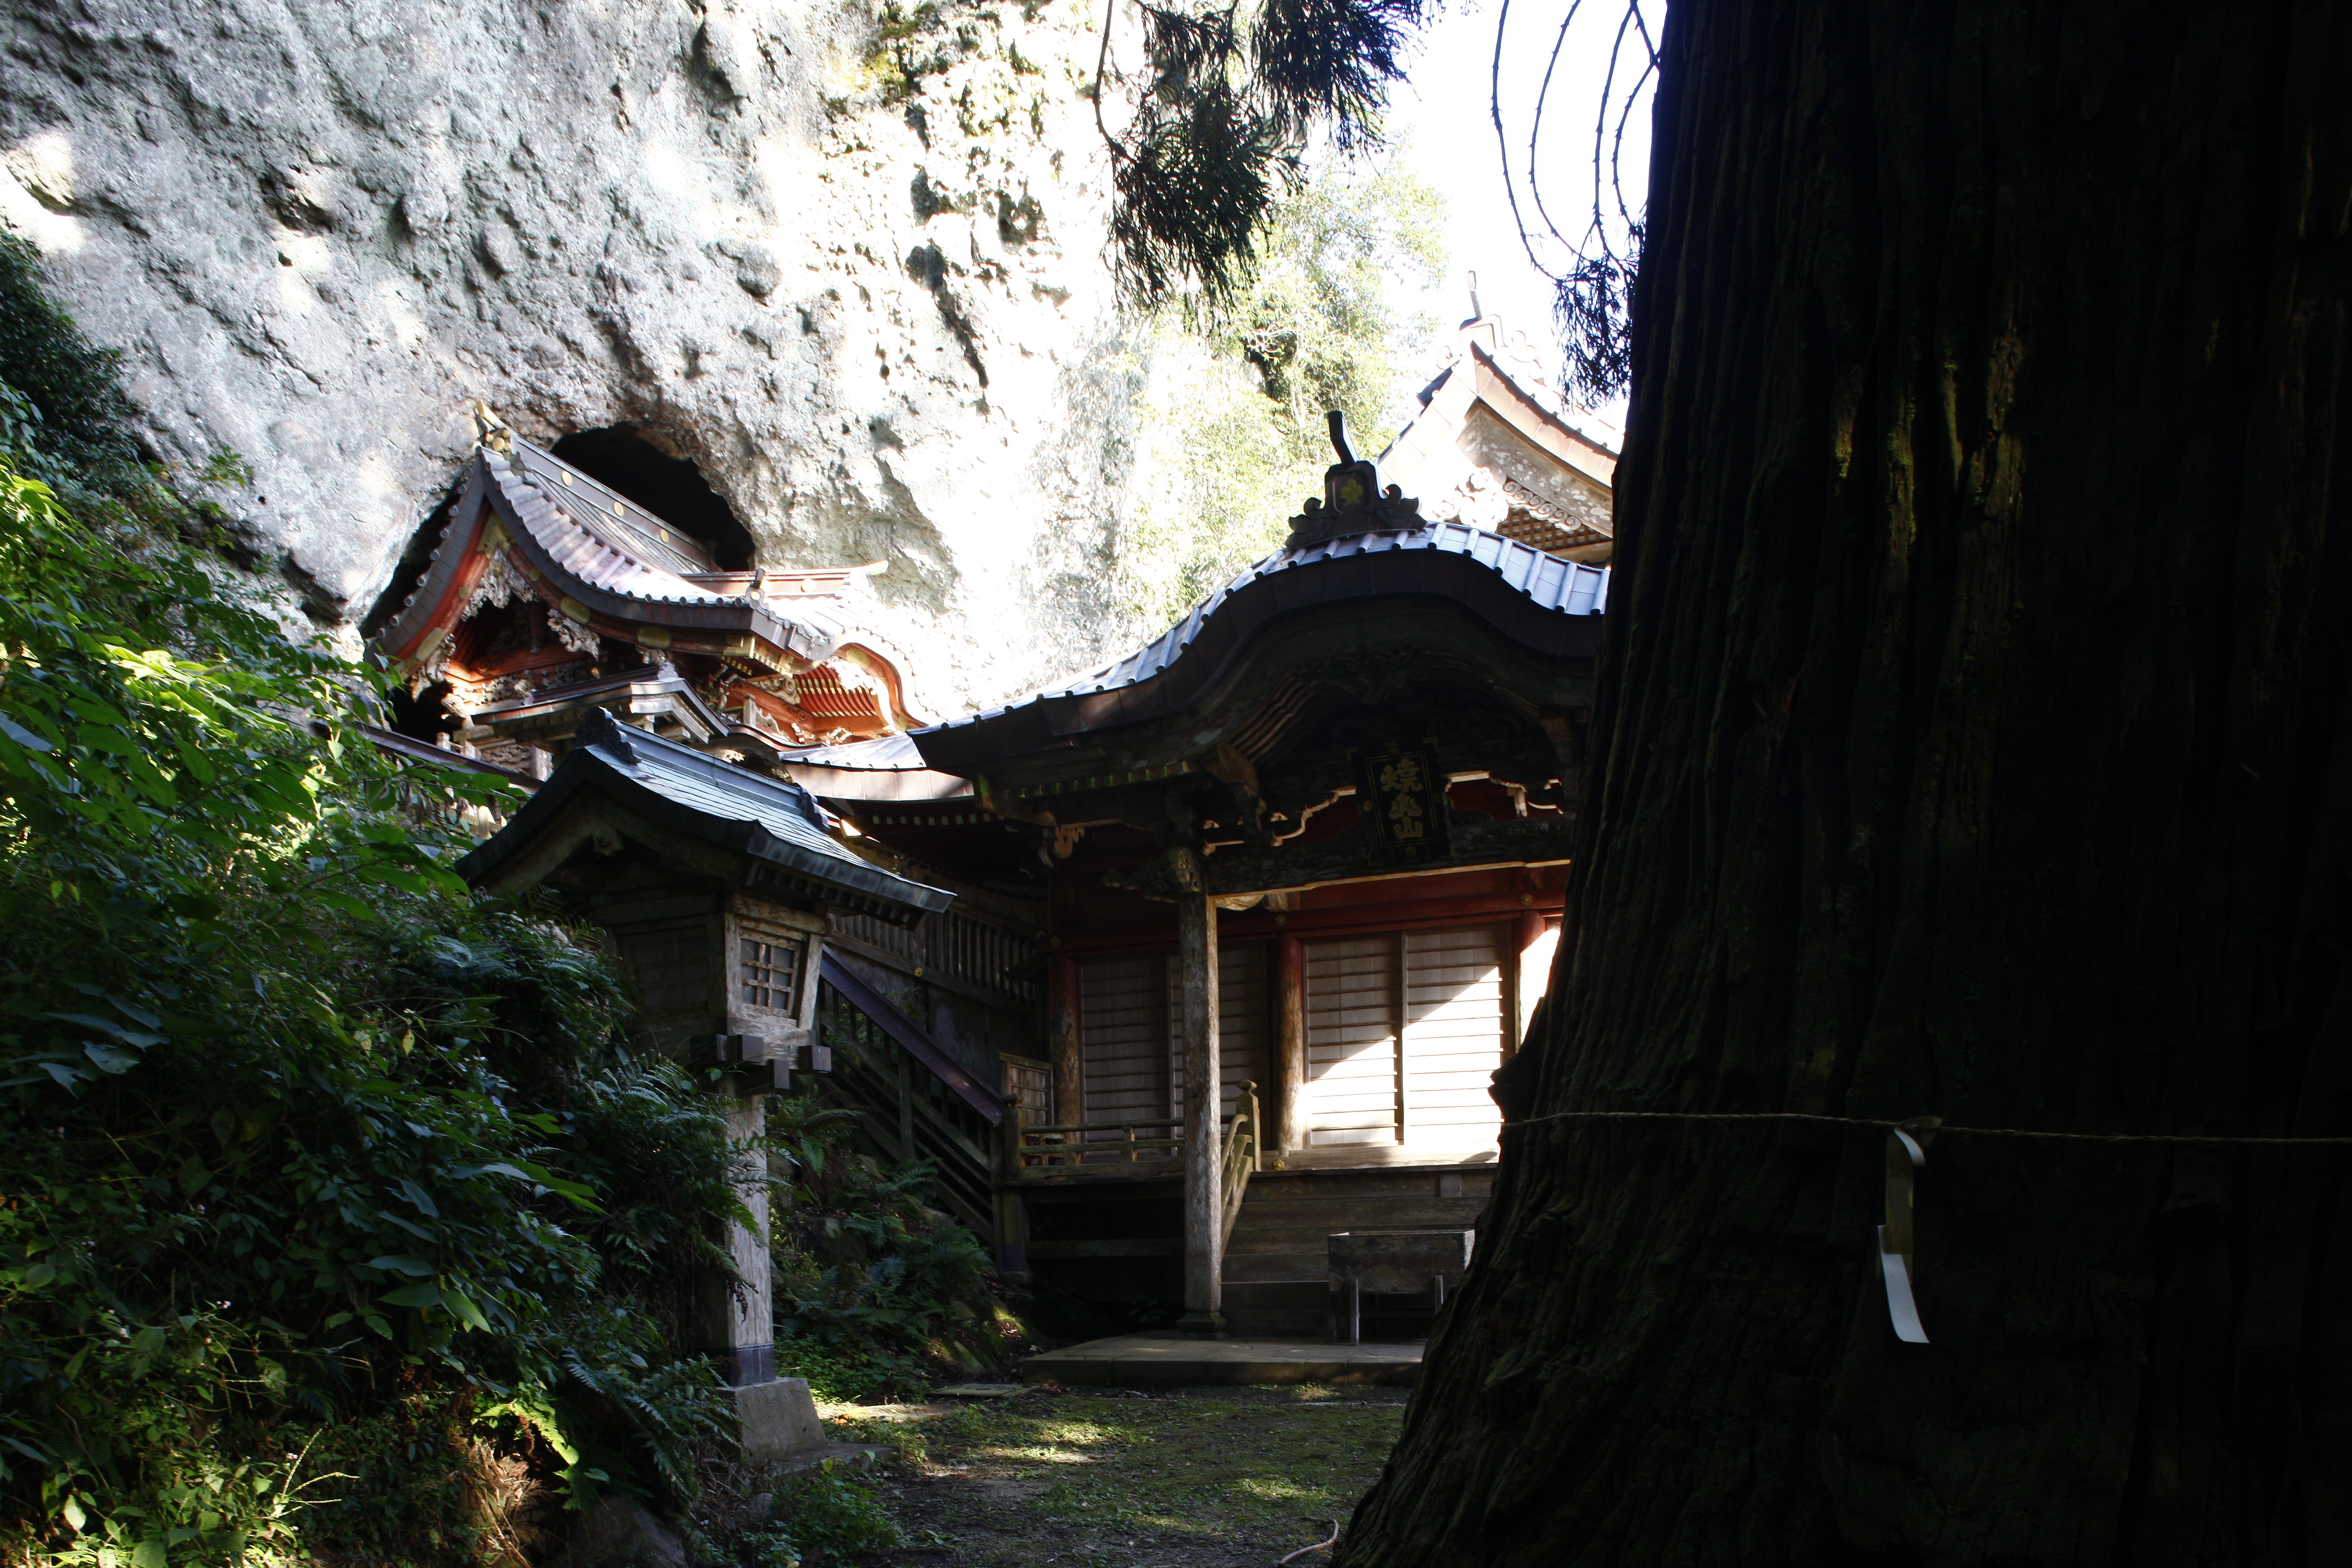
[455,708,952,1449]
[373,408,924,777]
[1380,279,1620,562]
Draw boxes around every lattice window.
[740,935,805,1015]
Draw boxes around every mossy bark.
[1340,1,2352,1562]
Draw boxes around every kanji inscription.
[1359,746,1452,861]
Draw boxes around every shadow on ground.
[824,1384,1406,1567]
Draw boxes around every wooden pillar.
[1048,953,1083,1126]
[1177,882,1224,1336]
[694,1091,776,1385]
[1272,935,1308,1154]
[1513,908,1552,1050]
[994,1100,1030,1282]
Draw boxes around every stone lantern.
[458,707,951,1452]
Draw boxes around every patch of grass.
[692,1456,902,1568]
[830,1386,1403,1565]
[742,1462,900,1567]
[776,1338,931,1406]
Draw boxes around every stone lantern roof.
[458,708,952,925]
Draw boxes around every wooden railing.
[1221,1082,1261,1251]
[814,958,1003,1240]
[1013,1116,1185,1166]
[829,905,1041,1009]
[1009,1081,1262,1247]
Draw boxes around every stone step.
[1021,1331,1420,1386]
[1220,1299,1442,1339]
[1220,1306,1333,1338]
[1248,1170,1494,1202]
[1223,1250,1330,1284]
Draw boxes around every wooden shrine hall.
[818,411,1610,1337]
[392,367,1614,1347]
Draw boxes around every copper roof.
[458,709,953,923]
[770,733,978,803]
[781,733,933,771]
[375,439,847,674]
[911,521,1608,770]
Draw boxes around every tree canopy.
[1119,147,1444,627]
[1093,0,1654,402]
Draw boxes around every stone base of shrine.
[1019,1333,1423,1388]
[730,1376,886,1471]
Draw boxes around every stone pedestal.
[732,1376,828,1461]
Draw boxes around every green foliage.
[765,1097,1014,1404]
[288,1391,544,1568]
[0,233,749,1565]
[0,235,140,477]
[1097,0,1429,303]
[1120,147,1445,627]
[717,1463,899,1568]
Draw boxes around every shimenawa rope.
[1502,1109,2352,1346]
[1504,1109,2352,1145]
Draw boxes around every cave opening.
[552,426,756,571]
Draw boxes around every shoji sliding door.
[1077,943,1270,1142]
[1303,935,1403,1145]
[1301,926,1510,1150]
[1078,953,1171,1137]
[1400,925,1507,1149]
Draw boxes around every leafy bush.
[766,1098,1017,1403]
[0,229,750,1566]
[714,1462,898,1568]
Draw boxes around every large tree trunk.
[1341,2,2352,1563]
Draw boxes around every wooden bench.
[1328,1229,1474,1344]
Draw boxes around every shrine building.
[405,319,1615,1364]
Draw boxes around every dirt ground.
[823,1385,1409,1567]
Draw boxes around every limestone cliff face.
[1,0,1143,714]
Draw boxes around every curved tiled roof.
[458,709,953,923]
[503,441,720,578]
[478,450,846,660]
[375,439,844,672]
[912,520,1608,770]
[779,733,931,771]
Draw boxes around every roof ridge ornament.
[577,706,639,764]
[1286,408,1423,549]
[466,399,514,454]
[1327,408,1357,463]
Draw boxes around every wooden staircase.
[814,955,1005,1241]
[1219,1162,1495,1338]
